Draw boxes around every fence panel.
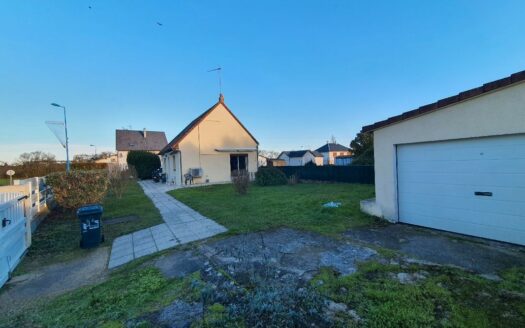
[277,165,375,184]
[0,193,27,287]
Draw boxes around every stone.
[327,300,348,313]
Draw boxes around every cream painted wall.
[172,103,258,184]
[373,82,525,221]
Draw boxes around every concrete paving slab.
[107,180,227,268]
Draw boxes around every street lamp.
[51,103,70,173]
[90,144,97,157]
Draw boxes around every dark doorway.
[230,154,248,175]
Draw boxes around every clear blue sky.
[1,0,524,163]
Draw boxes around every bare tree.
[107,164,136,199]
[16,151,56,165]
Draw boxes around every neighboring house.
[361,70,525,246]
[94,154,118,164]
[115,129,168,167]
[334,155,353,166]
[278,150,323,166]
[159,94,259,186]
[267,158,286,167]
[315,143,352,165]
[258,155,268,167]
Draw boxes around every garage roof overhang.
[361,70,525,133]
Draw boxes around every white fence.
[0,177,53,288]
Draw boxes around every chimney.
[143,128,147,139]
[219,93,224,103]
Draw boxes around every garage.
[361,70,525,245]
[397,135,525,245]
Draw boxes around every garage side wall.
[374,82,525,221]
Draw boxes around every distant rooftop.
[315,143,350,153]
[116,129,168,151]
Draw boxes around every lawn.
[2,262,204,327]
[0,178,9,186]
[15,180,163,274]
[169,182,377,236]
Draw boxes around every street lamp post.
[90,144,97,157]
[51,103,70,173]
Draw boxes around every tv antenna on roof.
[207,67,222,94]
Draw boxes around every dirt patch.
[0,247,109,313]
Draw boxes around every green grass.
[2,265,204,327]
[15,181,163,274]
[169,183,377,236]
[0,178,9,186]
[312,261,525,327]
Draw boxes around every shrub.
[126,151,161,180]
[46,170,109,210]
[232,172,250,195]
[107,164,136,199]
[255,167,287,186]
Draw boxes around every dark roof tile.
[116,130,167,151]
[362,69,525,133]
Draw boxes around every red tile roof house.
[115,129,168,168]
[360,70,525,246]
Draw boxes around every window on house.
[230,154,248,175]
[172,156,176,171]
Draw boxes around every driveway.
[108,181,227,268]
[345,223,525,275]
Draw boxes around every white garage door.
[397,134,525,245]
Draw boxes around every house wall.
[163,152,181,185]
[177,103,258,184]
[373,81,525,221]
[322,151,351,165]
[279,153,323,166]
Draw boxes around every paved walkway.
[108,181,227,268]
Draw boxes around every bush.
[255,167,287,186]
[232,172,250,195]
[107,165,136,199]
[126,151,161,180]
[46,170,109,210]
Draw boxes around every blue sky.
[1,0,524,163]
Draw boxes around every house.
[94,153,118,164]
[258,155,268,167]
[115,129,168,167]
[334,155,353,166]
[159,94,259,185]
[315,143,352,165]
[278,150,323,166]
[267,158,286,167]
[361,70,525,246]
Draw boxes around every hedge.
[0,162,108,179]
[126,151,161,180]
[46,170,109,210]
[255,167,288,186]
